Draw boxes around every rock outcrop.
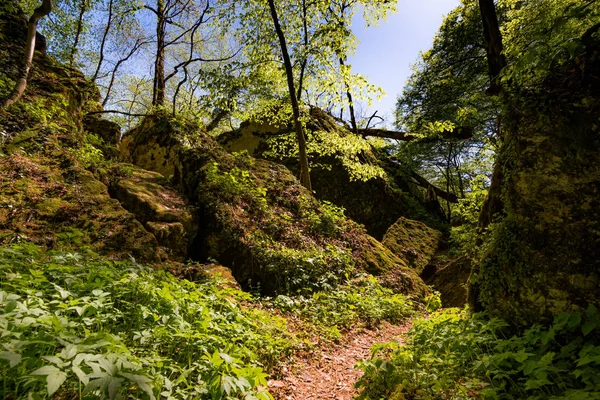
[0,9,160,261]
[425,257,470,308]
[108,165,197,261]
[218,107,446,239]
[472,29,600,325]
[121,115,429,296]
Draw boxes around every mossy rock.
[121,114,428,297]
[0,7,159,262]
[218,107,446,239]
[474,34,600,325]
[382,217,443,275]
[108,165,197,260]
[0,155,159,261]
[425,257,471,308]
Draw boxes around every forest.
[0,0,598,398]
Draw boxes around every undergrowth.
[356,308,600,399]
[268,275,414,340]
[0,243,294,399]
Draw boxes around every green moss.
[382,217,443,274]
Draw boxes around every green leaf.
[108,377,123,400]
[220,353,234,364]
[46,370,68,396]
[4,301,17,313]
[61,344,78,360]
[0,351,21,368]
[582,320,596,336]
[72,365,89,385]
[31,365,61,376]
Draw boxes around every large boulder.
[425,257,470,308]
[121,114,429,297]
[382,217,443,275]
[473,31,600,325]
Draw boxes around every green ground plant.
[268,275,414,340]
[356,308,600,399]
[0,243,295,399]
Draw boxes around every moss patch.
[382,217,443,274]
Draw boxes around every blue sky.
[349,0,460,127]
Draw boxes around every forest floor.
[268,321,411,399]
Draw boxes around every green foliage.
[73,141,105,169]
[0,243,294,399]
[205,158,268,210]
[269,275,413,339]
[424,291,442,313]
[450,174,490,255]
[501,0,600,87]
[260,244,354,294]
[356,308,600,399]
[306,200,345,237]
[259,116,387,183]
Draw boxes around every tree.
[226,0,393,190]
[0,0,52,109]
[267,0,311,190]
[478,0,506,94]
[393,0,499,221]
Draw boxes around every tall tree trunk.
[478,0,506,94]
[153,0,166,107]
[267,0,312,191]
[69,0,87,66]
[477,0,506,229]
[0,0,52,109]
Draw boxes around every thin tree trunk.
[339,57,357,133]
[69,0,87,66]
[296,0,308,101]
[267,0,311,191]
[153,0,166,107]
[478,0,507,94]
[92,0,113,81]
[0,0,53,109]
[478,0,506,226]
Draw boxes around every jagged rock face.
[474,35,600,326]
[382,217,443,275]
[121,115,429,297]
[0,7,160,261]
[218,108,445,240]
[108,165,197,261]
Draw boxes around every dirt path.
[268,321,411,400]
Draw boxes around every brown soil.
[268,321,411,400]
